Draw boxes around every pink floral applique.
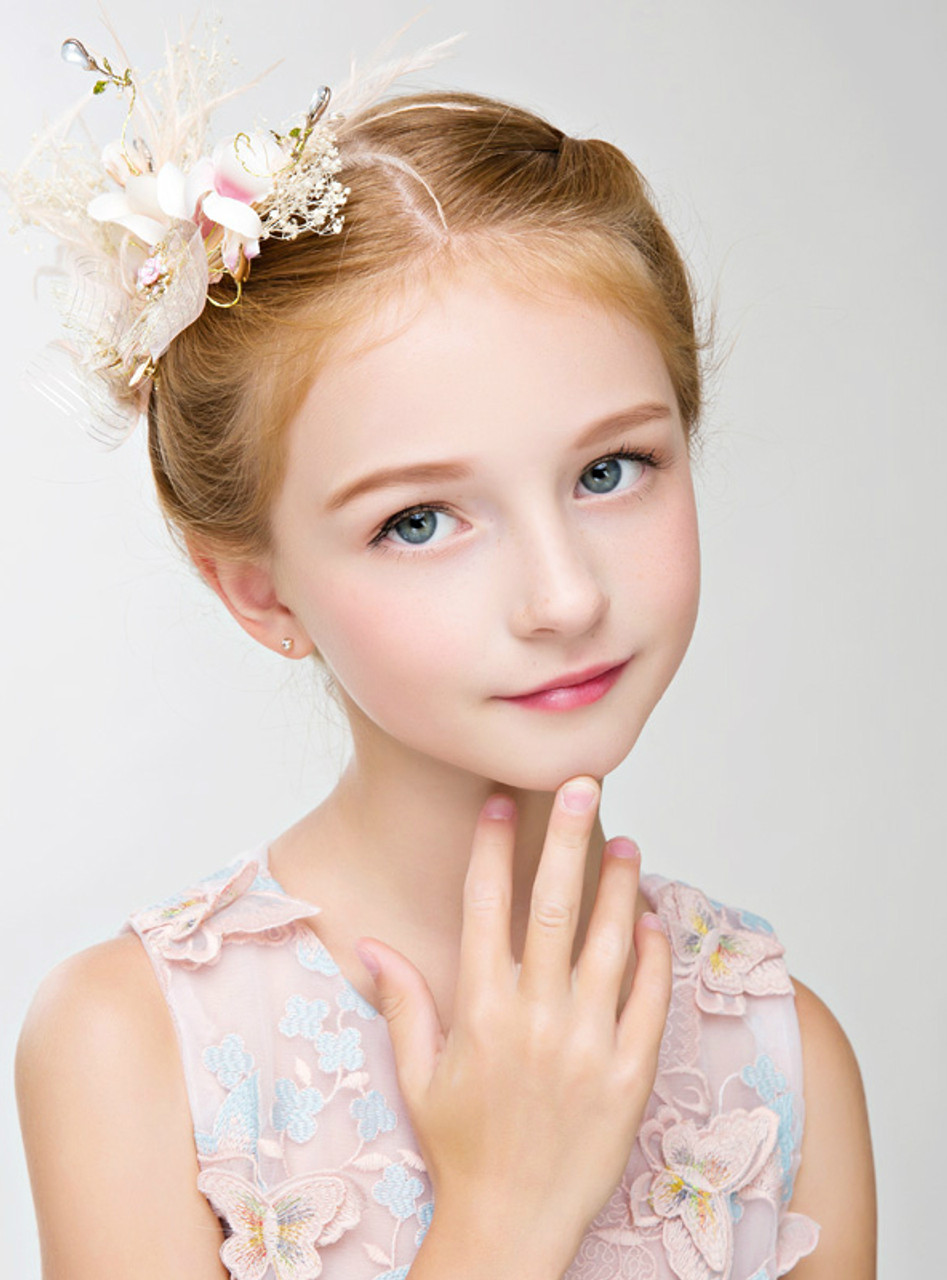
[196,1167,364,1280]
[131,859,320,968]
[775,1210,821,1274]
[738,1154,821,1275]
[630,1105,779,1280]
[654,884,793,1015]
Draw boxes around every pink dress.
[121,842,820,1280]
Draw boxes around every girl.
[11,26,875,1280]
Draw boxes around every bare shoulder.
[16,935,228,1280]
[19,932,165,1048]
[784,976,877,1279]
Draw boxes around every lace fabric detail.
[122,850,820,1280]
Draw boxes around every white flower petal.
[87,194,167,246]
[202,191,264,239]
[88,192,134,223]
[186,157,216,210]
[212,131,284,202]
[124,174,165,221]
[112,213,170,246]
[156,163,192,221]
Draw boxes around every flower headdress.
[6,22,463,445]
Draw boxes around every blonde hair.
[149,89,709,566]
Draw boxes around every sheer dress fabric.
[121,844,820,1280]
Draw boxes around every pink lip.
[499,659,631,711]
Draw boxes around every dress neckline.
[252,837,664,1001]
[254,838,385,1017]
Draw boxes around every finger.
[615,912,672,1075]
[454,793,517,1017]
[353,937,445,1105]
[518,777,600,1004]
[572,837,641,1012]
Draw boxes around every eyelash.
[367,445,666,555]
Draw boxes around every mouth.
[498,658,631,711]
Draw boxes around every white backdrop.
[2,1,943,1274]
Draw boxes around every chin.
[474,730,642,794]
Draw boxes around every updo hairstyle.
[149,90,708,569]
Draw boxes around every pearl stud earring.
[280,637,294,653]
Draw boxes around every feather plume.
[331,31,466,127]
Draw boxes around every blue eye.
[392,510,438,544]
[578,450,648,495]
[370,447,662,555]
[371,504,457,551]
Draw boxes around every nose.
[507,507,609,639]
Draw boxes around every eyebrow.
[324,401,673,513]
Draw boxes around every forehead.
[283,262,678,480]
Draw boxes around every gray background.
[2,1,943,1274]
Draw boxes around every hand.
[353,777,671,1271]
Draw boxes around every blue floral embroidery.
[415,1200,435,1247]
[729,1191,744,1222]
[707,894,774,935]
[338,981,379,1020]
[279,994,330,1040]
[315,1025,365,1073]
[372,1163,424,1220]
[195,1071,260,1157]
[741,1054,800,1200]
[742,1055,787,1099]
[747,1270,769,1280]
[373,1270,410,1280]
[738,907,775,935]
[205,856,247,884]
[202,1033,254,1088]
[350,1089,397,1142]
[272,1077,326,1142]
[297,934,340,976]
[249,867,285,895]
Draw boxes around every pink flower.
[87,130,287,270]
[631,1105,779,1280]
[654,884,793,1015]
[136,255,164,289]
[196,1168,363,1280]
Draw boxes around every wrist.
[410,1204,574,1280]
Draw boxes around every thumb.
[354,937,445,1102]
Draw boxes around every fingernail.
[484,794,515,820]
[640,912,665,933]
[354,942,380,977]
[561,781,597,812]
[608,837,640,860]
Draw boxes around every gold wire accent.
[62,39,142,174]
[207,277,244,309]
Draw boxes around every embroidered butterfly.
[632,1106,779,1280]
[197,1168,364,1280]
[656,883,792,1015]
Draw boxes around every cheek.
[301,563,480,726]
[627,482,701,635]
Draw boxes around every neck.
[276,724,610,966]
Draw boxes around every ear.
[187,540,316,660]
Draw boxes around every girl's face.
[267,263,700,791]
